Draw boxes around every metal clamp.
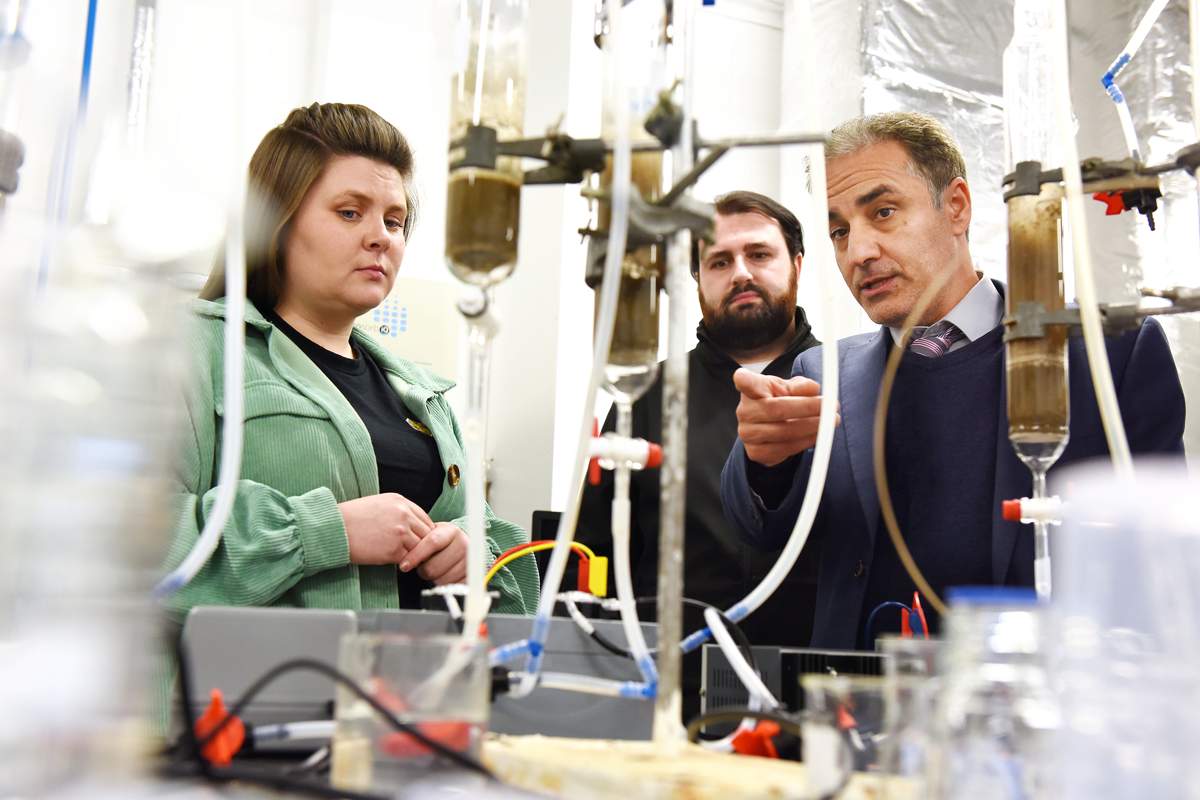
[1003,301,1081,341]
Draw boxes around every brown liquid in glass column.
[1006,187,1068,450]
[445,167,522,287]
[595,151,665,402]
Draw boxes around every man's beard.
[700,276,796,353]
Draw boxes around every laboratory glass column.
[445,0,528,630]
[1002,0,1068,601]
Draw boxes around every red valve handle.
[588,418,601,485]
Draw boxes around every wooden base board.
[483,734,914,800]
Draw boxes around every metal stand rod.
[652,0,695,745]
[695,131,827,150]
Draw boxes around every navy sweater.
[859,327,1004,646]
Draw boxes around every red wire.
[912,592,930,639]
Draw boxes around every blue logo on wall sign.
[371,302,408,338]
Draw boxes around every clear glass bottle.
[931,587,1059,800]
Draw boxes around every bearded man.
[576,190,822,721]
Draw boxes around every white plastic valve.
[1003,495,1065,525]
[587,431,663,484]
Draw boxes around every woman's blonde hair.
[200,102,416,307]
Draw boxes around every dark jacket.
[577,309,822,684]
[722,292,1185,650]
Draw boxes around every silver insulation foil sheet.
[1124,0,1200,458]
[860,0,1013,276]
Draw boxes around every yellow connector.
[587,556,609,598]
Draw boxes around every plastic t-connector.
[1002,495,1064,525]
[587,418,664,485]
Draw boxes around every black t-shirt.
[267,311,445,608]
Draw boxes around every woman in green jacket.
[166,103,538,619]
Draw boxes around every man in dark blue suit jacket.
[720,112,1186,650]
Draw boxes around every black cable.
[186,657,494,778]
[587,628,635,658]
[170,633,385,798]
[584,596,760,678]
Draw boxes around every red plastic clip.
[194,688,245,767]
[588,418,602,485]
[1093,191,1126,216]
[730,720,781,759]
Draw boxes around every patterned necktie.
[908,320,965,357]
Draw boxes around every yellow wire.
[568,541,597,560]
[486,541,593,585]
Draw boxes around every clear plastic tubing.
[680,142,840,654]
[1051,0,1133,476]
[703,607,776,710]
[1100,0,1171,161]
[506,0,633,697]
[253,720,336,743]
[38,0,99,290]
[515,671,653,700]
[154,173,246,600]
[612,401,657,688]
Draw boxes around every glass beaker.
[331,633,489,792]
[878,635,942,679]
[801,674,886,795]
[931,588,1058,800]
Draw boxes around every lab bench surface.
[482,733,917,800]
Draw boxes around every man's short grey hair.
[827,112,967,208]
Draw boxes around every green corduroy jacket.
[164,297,538,619]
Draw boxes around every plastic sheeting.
[860,0,1013,279]
[1122,0,1200,459]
